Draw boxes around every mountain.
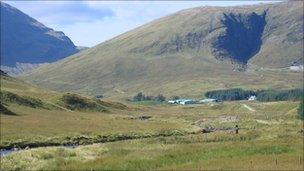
[76,46,90,51]
[21,1,303,99]
[1,62,49,76]
[0,2,79,74]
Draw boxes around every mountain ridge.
[21,1,303,98]
[0,2,79,69]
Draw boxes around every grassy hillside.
[0,72,192,149]
[0,72,129,111]
[21,1,303,99]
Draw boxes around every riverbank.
[0,129,193,150]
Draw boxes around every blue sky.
[5,1,280,47]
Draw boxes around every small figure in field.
[235,125,239,134]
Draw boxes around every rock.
[12,147,19,151]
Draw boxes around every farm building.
[179,99,196,105]
[248,95,257,101]
[289,65,303,71]
[168,99,197,105]
[168,100,178,104]
[199,98,219,103]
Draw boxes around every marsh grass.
[1,101,303,170]
[8,134,297,171]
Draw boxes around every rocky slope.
[0,2,79,72]
[22,1,303,98]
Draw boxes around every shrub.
[60,94,107,112]
[132,92,166,102]
[133,92,145,101]
[155,94,166,102]
[145,95,155,101]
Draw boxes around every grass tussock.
[2,133,299,171]
[0,91,51,109]
[1,91,44,108]
[58,93,108,112]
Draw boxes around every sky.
[5,1,280,47]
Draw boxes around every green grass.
[132,100,165,106]
[2,132,302,170]
[1,100,303,170]
[0,90,54,110]
[0,75,194,149]
[0,74,60,100]
[0,104,193,149]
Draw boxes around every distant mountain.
[76,46,89,51]
[0,2,79,74]
[22,1,303,98]
[1,62,49,76]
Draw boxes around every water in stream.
[0,145,78,158]
[0,149,15,157]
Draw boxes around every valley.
[1,71,303,170]
[1,96,303,170]
[0,1,303,170]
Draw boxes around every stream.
[0,145,78,158]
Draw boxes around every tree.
[204,88,303,102]
[145,95,155,101]
[171,96,180,100]
[133,92,145,101]
[256,89,303,102]
[205,88,255,101]
[155,94,166,102]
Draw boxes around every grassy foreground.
[1,100,303,170]
[0,104,194,149]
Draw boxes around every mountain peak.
[0,2,79,67]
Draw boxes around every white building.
[248,95,257,101]
[290,65,303,71]
[168,99,196,105]
[199,98,218,103]
[168,100,177,104]
[179,99,196,105]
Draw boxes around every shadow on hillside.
[0,103,17,115]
